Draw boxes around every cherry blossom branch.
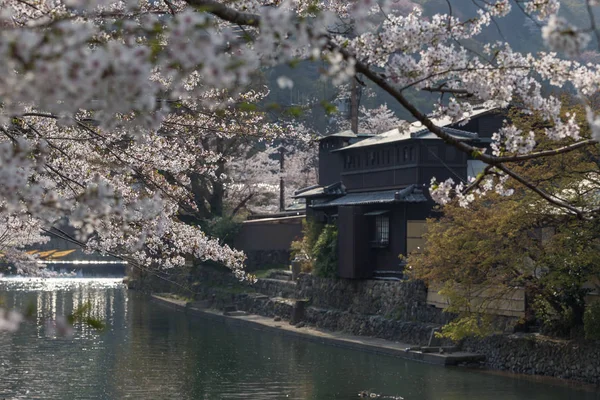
[494,164,584,218]
[463,164,494,194]
[494,139,598,162]
[186,0,261,27]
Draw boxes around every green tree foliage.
[409,101,600,339]
[290,219,324,273]
[200,216,242,247]
[584,301,600,340]
[312,224,338,278]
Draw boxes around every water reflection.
[0,278,599,400]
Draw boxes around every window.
[403,147,409,161]
[373,215,390,246]
[369,151,375,166]
[410,147,415,161]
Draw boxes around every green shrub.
[290,219,324,273]
[202,216,242,246]
[437,314,494,341]
[584,301,600,340]
[534,295,579,338]
[312,224,338,278]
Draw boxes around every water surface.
[0,277,598,400]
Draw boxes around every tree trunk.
[350,78,359,133]
[279,146,285,211]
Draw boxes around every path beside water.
[151,294,485,366]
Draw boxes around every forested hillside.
[263,0,596,135]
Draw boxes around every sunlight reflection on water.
[0,277,125,292]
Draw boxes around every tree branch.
[185,0,261,27]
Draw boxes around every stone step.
[419,346,459,354]
[223,304,237,313]
[372,270,404,281]
[223,310,249,317]
[267,270,293,281]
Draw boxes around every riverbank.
[151,293,485,366]
[132,267,600,385]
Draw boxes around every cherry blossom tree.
[1,0,600,329]
[331,102,405,133]
[0,207,50,275]
[226,140,317,215]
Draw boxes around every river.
[0,277,598,400]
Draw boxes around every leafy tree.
[409,102,600,339]
[312,224,339,278]
[290,219,325,273]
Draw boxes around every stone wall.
[233,293,445,346]
[303,308,444,346]
[244,250,291,271]
[297,274,452,325]
[137,267,453,346]
[463,334,600,384]
[253,278,297,299]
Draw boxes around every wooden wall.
[426,284,526,318]
[234,216,303,251]
[337,205,371,279]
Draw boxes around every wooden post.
[289,299,306,325]
[350,78,359,134]
[279,146,285,211]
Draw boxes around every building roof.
[285,200,306,211]
[294,181,346,198]
[316,130,376,142]
[243,215,305,224]
[312,184,427,208]
[336,106,497,151]
[316,130,357,140]
[294,184,321,196]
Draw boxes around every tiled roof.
[316,130,357,140]
[294,181,345,198]
[285,201,306,211]
[312,185,427,208]
[336,106,497,151]
[317,130,377,141]
[294,184,321,196]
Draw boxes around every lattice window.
[374,215,389,245]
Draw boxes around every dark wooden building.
[296,106,504,279]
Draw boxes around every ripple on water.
[0,279,599,400]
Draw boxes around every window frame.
[370,214,390,248]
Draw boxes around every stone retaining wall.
[463,334,600,384]
[253,278,297,299]
[134,267,454,345]
[244,250,291,271]
[296,274,452,325]
[234,294,444,346]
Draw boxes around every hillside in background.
[261,0,597,136]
